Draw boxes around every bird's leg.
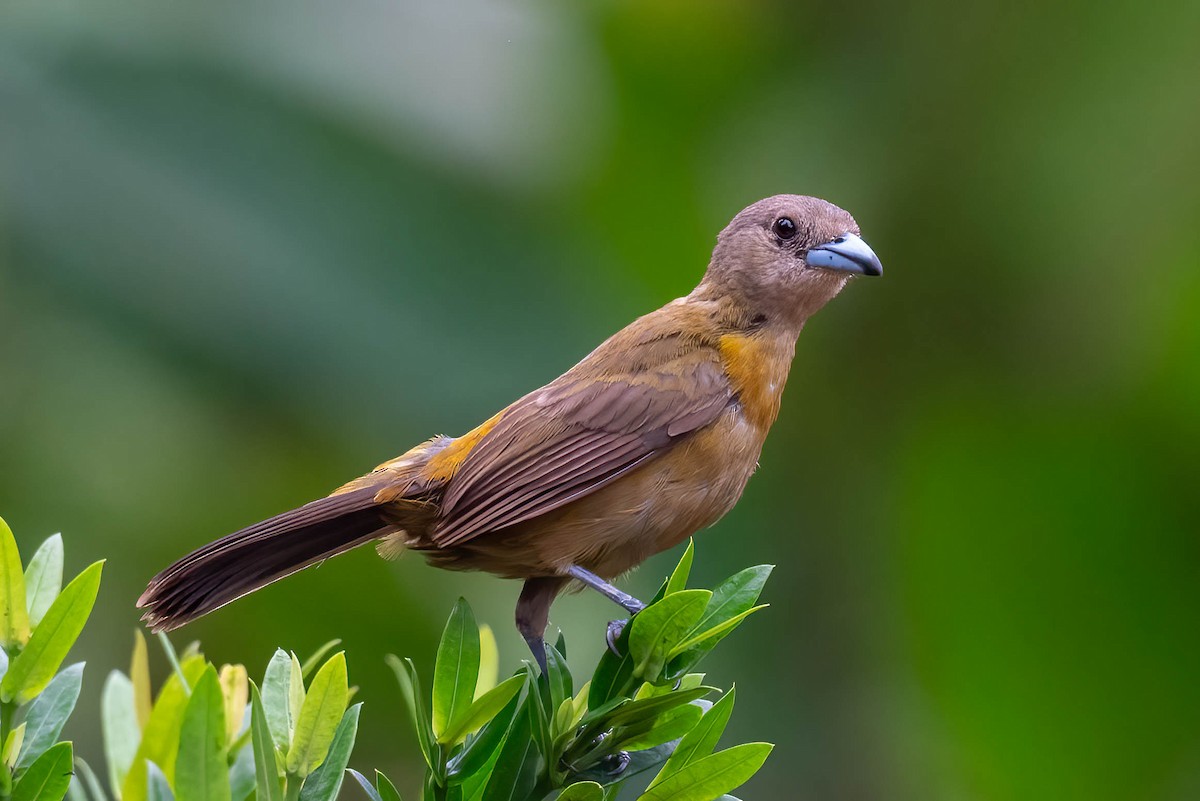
[566,565,646,614]
[565,565,646,655]
[516,576,569,674]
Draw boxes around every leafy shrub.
[360,541,774,801]
[1,518,102,801]
[1,515,772,801]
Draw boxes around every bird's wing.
[431,331,732,546]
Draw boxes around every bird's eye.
[772,217,797,240]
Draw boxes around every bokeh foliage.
[2,1,1199,799]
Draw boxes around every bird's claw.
[606,618,628,656]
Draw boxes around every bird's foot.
[606,618,629,656]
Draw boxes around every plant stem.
[0,700,14,746]
[284,774,303,801]
[157,633,190,694]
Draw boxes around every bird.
[138,194,882,669]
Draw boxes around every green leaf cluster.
[0,517,100,801]
[377,540,773,801]
[2,516,773,801]
[72,633,356,801]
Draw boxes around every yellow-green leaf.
[2,722,25,769]
[628,590,710,681]
[0,515,30,649]
[665,540,694,595]
[219,664,249,744]
[1,560,103,704]
[474,624,499,700]
[175,667,230,801]
[132,630,153,728]
[432,598,480,740]
[300,640,341,680]
[101,670,139,797]
[121,654,208,801]
[439,673,525,746]
[288,652,305,740]
[666,605,768,659]
[285,651,347,777]
[23,534,63,630]
[249,682,284,801]
[650,686,737,789]
[638,743,772,801]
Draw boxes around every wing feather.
[433,336,732,546]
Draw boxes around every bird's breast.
[717,331,796,433]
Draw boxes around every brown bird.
[138,194,882,667]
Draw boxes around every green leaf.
[446,674,523,780]
[441,673,525,747]
[249,683,284,801]
[65,777,87,801]
[73,757,109,801]
[386,655,438,774]
[480,700,540,801]
[375,771,404,801]
[650,687,736,789]
[132,630,153,728]
[300,640,342,681]
[348,769,384,801]
[1,560,103,704]
[288,653,305,742]
[617,703,702,752]
[286,651,347,776]
[0,515,31,649]
[432,598,481,741]
[24,534,64,629]
[637,743,772,801]
[122,654,208,801]
[349,769,406,801]
[666,606,768,659]
[15,661,83,772]
[146,761,175,801]
[12,741,73,801]
[665,540,694,596]
[175,667,230,801]
[228,742,256,801]
[475,625,499,700]
[3,722,25,770]
[628,590,710,681]
[587,626,634,711]
[665,567,771,675]
[101,670,140,797]
[539,643,572,726]
[261,649,294,751]
[157,634,191,693]
[602,687,711,730]
[297,703,360,801]
[557,782,604,801]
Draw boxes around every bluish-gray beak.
[805,233,882,277]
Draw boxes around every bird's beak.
[805,233,883,277]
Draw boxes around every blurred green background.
[2,0,1198,798]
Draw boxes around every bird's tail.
[138,485,426,632]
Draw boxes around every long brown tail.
[138,486,402,631]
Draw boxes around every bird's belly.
[453,405,766,579]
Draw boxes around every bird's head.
[703,194,882,328]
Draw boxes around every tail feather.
[139,486,401,631]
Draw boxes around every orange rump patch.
[420,410,507,483]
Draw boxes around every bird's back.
[354,295,796,578]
